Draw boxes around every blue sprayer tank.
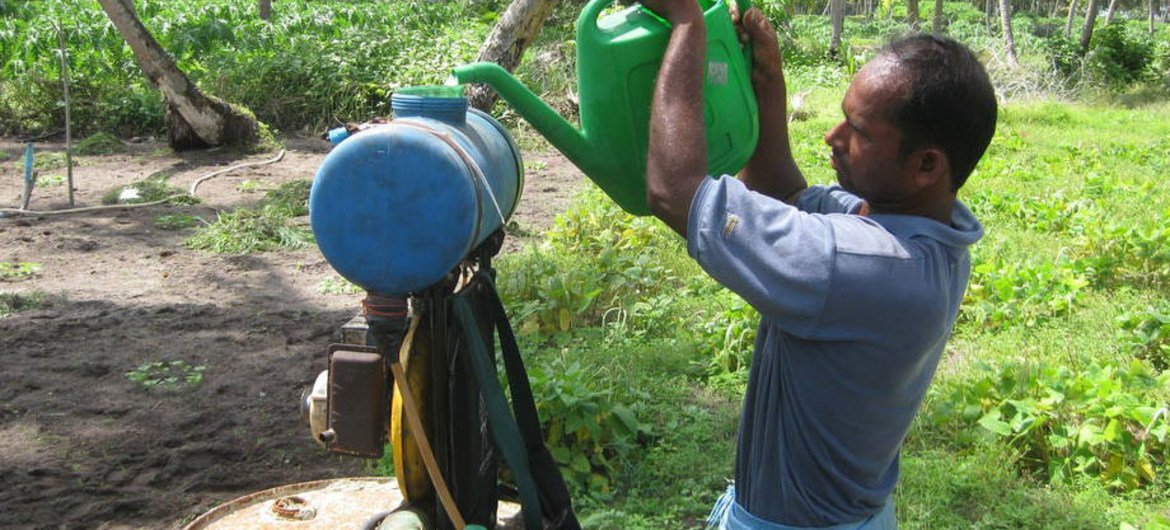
[310,87,522,295]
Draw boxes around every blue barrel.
[310,88,523,295]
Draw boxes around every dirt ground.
[0,135,584,529]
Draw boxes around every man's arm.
[736,8,807,204]
[644,0,708,238]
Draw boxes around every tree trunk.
[1080,0,1100,53]
[1104,0,1120,22]
[1065,0,1079,37]
[1151,0,1156,33]
[1000,0,1019,65]
[986,0,996,30]
[259,0,272,20]
[830,0,845,56]
[97,0,261,149]
[465,0,560,112]
[933,0,945,32]
[908,0,921,30]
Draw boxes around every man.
[641,1,997,528]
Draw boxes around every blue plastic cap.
[327,127,350,145]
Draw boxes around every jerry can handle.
[629,0,755,75]
[581,0,620,29]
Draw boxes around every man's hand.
[641,0,703,25]
[729,6,807,203]
[728,4,785,96]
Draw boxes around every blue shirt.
[687,177,983,526]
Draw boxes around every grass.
[186,179,312,253]
[75,132,127,155]
[0,291,59,318]
[100,172,199,205]
[0,262,41,281]
[154,214,201,230]
[125,360,206,392]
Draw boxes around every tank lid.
[392,85,467,124]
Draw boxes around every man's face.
[823,59,917,205]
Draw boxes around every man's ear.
[912,147,949,189]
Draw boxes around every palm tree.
[1065,0,1080,37]
[1150,0,1157,33]
[1104,0,1121,23]
[97,0,262,149]
[830,0,845,56]
[1000,0,1020,65]
[1080,0,1100,53]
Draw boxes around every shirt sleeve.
[687,176,836,335]
[795,185,867,215]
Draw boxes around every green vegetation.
[100,172,198,205]
[0,262,41,281]
[186,179,312,253]
[75,131,127,155]
[0,291,58,318]
[154,213,201,230]
[125,360,206,392]
[37,173,65,187]
[0,0,493,136]
[316,275,361,295]
[30,151,74,171]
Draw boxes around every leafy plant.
[500,188,686,338]
[126,360,207,392]
[101,176,198,205]
[187,179,313,253]
[927,360,1170,492]
[75,132,127,155]
[31,152,75,171]
[186,204,313,253]
[256,179,311,216]
[236,179,267,193]
[0,290,57,318]
[154,214,201,230]
[528,356,648,498]
[962,254,1091,329]
[317,275,361,295]
[1118,303,1170,370]
[38,174,65,187]
[0,262,41,281]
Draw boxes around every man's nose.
[824,121,845,147]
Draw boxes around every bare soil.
[0,135,584,530]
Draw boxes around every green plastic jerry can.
[452,0,758,216]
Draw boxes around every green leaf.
[609,405,639,437]
[571,453,592,474]
[978,409,1013,436]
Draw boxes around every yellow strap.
[392,314,467,530]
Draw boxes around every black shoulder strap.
[452,271,581,530]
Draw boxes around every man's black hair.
[881,34,997,192]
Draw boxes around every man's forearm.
[740,80,806,203]
[735,9,806,203]
[646,15,708,237]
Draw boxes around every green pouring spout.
[451,0,758,216]
[450,62,616,200]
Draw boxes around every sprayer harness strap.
[452,272,581,530]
